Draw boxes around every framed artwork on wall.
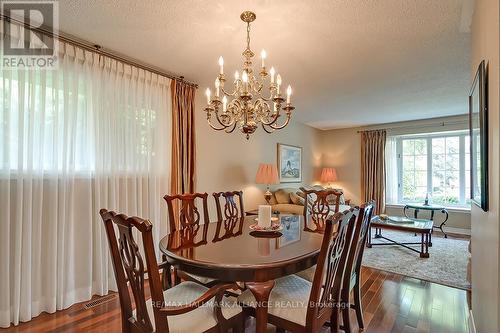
[469,60,488,211]
[277,143,302,183]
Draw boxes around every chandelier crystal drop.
[204,11,295,139]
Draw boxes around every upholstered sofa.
[269,185,351,215]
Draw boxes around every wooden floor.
[2,267,469,333]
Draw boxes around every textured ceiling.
[57,0,472,129]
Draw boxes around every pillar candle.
[258,205,272,228]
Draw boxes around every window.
[388,131,470,208]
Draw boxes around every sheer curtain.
[0,25,171,327]
[385,136,398,205]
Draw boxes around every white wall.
[470,0,500,331]
[194,93,323,218]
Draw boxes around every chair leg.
[353,282,364,330]
[341,298,351,333]
[233,315,245,333]
[330,307,340,333]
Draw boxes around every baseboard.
[445,226,471,236]
[468,310,476,333]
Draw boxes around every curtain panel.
[0,23,171,327]
[170,79,196,195]
[361,130,387,215]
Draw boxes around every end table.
[403,203,449,239]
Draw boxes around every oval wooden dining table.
[159,214,324,333]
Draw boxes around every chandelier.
[204,11,294,139]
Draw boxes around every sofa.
[269,185,352,215]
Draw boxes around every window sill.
[385,203,471,214]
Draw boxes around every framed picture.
[469,60,488,211]
[277,143,302,183]
[276,215,301,248]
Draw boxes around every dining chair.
[213,191,245,220]
[340,201,375,332]
[164,193,216,287]
[99,209,244,333]
[300,187,344,233]
[238,207,359,333]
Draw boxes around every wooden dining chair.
[99,209,244,333]
[238,208,359,333]
[163,193,217,287]
[340,201,375,332]
[300,187,344,233]
[213,191,245,220]
[164,193,210,233]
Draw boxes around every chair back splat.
[300,187,344,232]
[213,191,245,220]
[100,209,165,333]
[306,207,359,332]
[164,192,210,233]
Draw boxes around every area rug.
[362,230,471,290]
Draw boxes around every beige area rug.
[362,229,470,290]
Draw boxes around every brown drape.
[361,130,386,215]
[171,79,196,195]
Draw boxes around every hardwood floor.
[2,267,469,333]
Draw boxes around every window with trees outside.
[387,131,471,208]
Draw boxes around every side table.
[403,203,449,239]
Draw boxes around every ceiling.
[57,0,472,130]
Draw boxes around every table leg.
[420,233,430,258]
[246,280,275,333]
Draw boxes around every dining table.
[159,214,324,333]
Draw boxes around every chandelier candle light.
[204,11,295,139]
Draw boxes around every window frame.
[394,130,470,208]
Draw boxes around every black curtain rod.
[1,14,198,88]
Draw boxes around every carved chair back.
[344,201,375,288]
[100,209,166,333]
[164,193,210,234]
[213,191,245,220]
[300,187,344,232]
[305,207,358,331]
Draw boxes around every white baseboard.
[468,310,476,333]
[444,226,471,236]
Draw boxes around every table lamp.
[255,163,279,204]
[320,167,338,188]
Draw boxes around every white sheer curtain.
[0,24,171,327]
[385,136,399,205]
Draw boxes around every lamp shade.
[255,163,279,185]
[320,167,338,183]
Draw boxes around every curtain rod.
[1,14,198,88]
[356,119,469,133]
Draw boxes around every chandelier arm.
[213,110,235,128]
[268,112,292,130]
[253,99,283,127]
[207,117,231,131]
[225,122,238,133]
[261,123,275,134]
[221,87,239,97]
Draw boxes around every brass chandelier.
[204,11,294,139]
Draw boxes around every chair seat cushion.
[295,265,316,282]
[134,281,241,333]
[185,272,216,285]
[238,275,312,327]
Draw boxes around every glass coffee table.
[368,216,434,258]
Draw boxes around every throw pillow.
[275,189,292,204]
[290,192,305,205]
